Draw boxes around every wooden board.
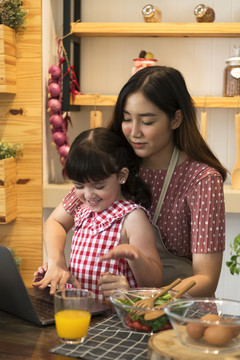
[0,24,16,93]
[71,22,240,38]
[148,330,240,360]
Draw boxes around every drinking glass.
[54,289,93,344]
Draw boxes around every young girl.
[34,127,162,300]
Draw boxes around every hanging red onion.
[48,99,62,113]
[49,65,61,80]
[50,114,63,128]
[52,132,66,146]
[48,83,61,98]
[58,144,70,158]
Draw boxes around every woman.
[34,66,226,298]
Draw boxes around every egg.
[186,322,205,340]
[204,325,233,346]
[201,313,222,322]
[224,318,240,338]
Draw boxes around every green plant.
[0,139,23,160]
[0,0,28,31]
[226,233,240,275]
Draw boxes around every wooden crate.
[0,158,17,223]
[0,24,16,93]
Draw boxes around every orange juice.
[55,309,91,339]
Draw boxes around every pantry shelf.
[70,95,240,108]
[71,22,240,38]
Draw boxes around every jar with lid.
[194,4,215,22]
[223,48,240,97]
[142,4,161,23]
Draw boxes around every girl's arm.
[33,202,80,294]
[100,209,163,287]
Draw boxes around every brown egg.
[204,325,233,346]
[186,322,205,340]
[201,313,222,321]
[224,318,240,338]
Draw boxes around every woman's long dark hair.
[108,66,227,181]
[65,127,152,209]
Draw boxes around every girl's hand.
[99,244,139,262]
[33,263,48,282]
[98,271,130,300]
[32,262,81,295]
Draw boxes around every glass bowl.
[110,287,190,334]
[164,298,240,354]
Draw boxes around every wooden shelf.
[71,94,240,108]
[71,22,240,38]
[43,183,240,213]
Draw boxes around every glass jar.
[223,55,240,97]
[194,4,215,22]
[142,4,161,23]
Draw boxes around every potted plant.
[0,140,23,224]
[0,0,28,93]
[0,0,28,31]
[226,233,240,275]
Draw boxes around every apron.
[152,147,193,286]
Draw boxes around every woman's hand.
[32,262,81,295]
[98,272,130,300]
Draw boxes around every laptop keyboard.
[30,295,54,321]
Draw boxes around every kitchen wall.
[43,0,240,299]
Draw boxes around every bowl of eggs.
[164,298,240,354]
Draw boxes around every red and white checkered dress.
[68,200,147,300]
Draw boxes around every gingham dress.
[68,200,146,300]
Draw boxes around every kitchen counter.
[0,310,106,360]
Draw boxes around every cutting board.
[148,329,240,360]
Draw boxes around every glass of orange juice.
[54,289,93,344]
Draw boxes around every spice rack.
[70,22,240,108]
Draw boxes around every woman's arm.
[100,209,163,288]
[168,252,223,296]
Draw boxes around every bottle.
[223,47,240,97]
[194,4,215,23]
[142,4,161,23]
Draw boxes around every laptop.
[0,245,112,326]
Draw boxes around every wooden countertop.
[0,310,107,360]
